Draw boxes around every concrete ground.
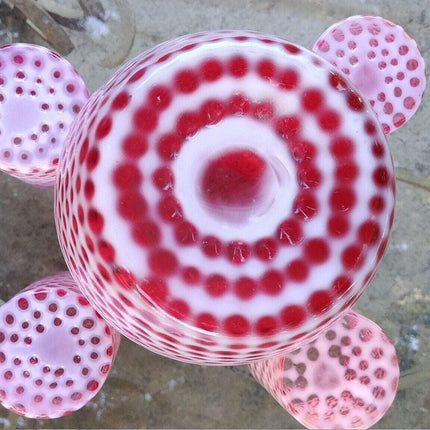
[0,0,429,428]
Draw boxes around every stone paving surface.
[0,0,429,428]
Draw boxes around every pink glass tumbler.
[0,272,120,418]
[0,43,88,186]
[55,30,395,365]
[249,311,400,429]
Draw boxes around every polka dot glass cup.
[0,272,120,418]
[0,43,89,186]
[55,30,395,365]
[249,311,399,429]
[312,15,426,134]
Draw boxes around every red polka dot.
[122,133,148,157]
[290,139,317,162]
[96,116,112,139]
[393,112,406,128]
[373,166,390,187]
[302,88,324,111]
[234,277,257,299]
[275,115,301,138]
[227,241,250,264]
[175,70,199,93]
[330,187,356,211]
[410,77,420,87]
[117,192,147,220]
[148,249,178,276]
[85,235,95,252]
[157,195,183,223]
[255,316,278,336]
[174,221,198,245]
[201,59,223,81]
[260,270,284,295]
[139,278,168,305]
[86,148,100,171]
[181,43,198,52]
[228,94,251,115]
[371,140,385,158]
[286,259,309,282]
[174,266,198,288]
[98,240,115,261]
[358,220,380,245]
[298,162,322,188]
[206,274,228,297]
[406,59,418,71]
[112,163,142,189]
[223,315,250,336]
[177,111,202,137]
[331,275,352,297]
[278,68,299,90]
[17,298,29,310]
[152,166,174,192]
[128,68,146,83]
[195,313,218,331]
[305,238,330,264]
[335,161,359,183]
[364,118,377,135]
[84,180,95,200]
[201,235,222,257]
[252,100,275,120]
[347,91,365,111]
[98,263,111,282]
[327,214,350,237]
[112,91,130,110]
[148,85,172,110]
[257,59,275,79]
[157,133,182,161]
[228,56,248,77]
[133,220,160,246]
[319,109,341,131]
[280,305,306,328]
[307,290,332,315]
[254,238,278,261]
[201,99,225,125]
[167,299,189,320]
[369,195,385,213]
[5,313,15,325]
[329,71,347,90]
[13,54,24,64]
[293,191,319,220]
[87,380,99,392]
[330,136,354,158]
[133,106,158,132]
[283,43,300,54]
[383,102,393,115]
[88,209,104,234]
[113,267,136,290]
[342,245,365,270]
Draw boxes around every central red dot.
[200,149,268,210]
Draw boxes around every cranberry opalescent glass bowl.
[55,30,395,365]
